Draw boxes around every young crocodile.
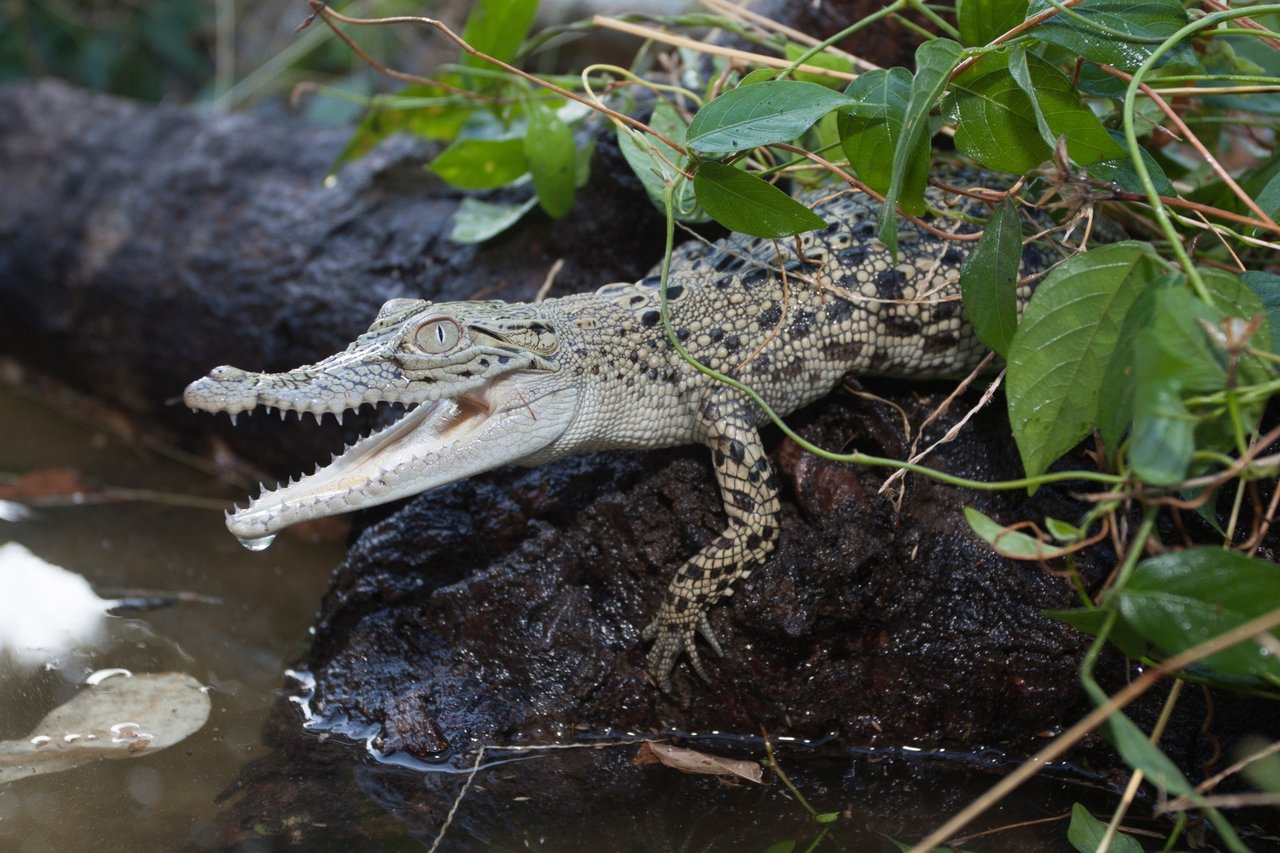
[184,182,1057,690]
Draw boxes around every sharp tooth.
[230,412,239,426]
[279,408,286,421]
[337,411,346,427]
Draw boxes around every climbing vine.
[303,0,1280,849]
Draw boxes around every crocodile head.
[183,297,579,549]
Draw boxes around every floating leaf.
[959,197,1021,357]
[525,101,575,218]
[1007,243,1164,478]
[449,196,538,244]
[0,672,211,784]
[685,80,851,155]
[633,741,763,784]
[838,68,926,209]
[693,162,827,237]
[428,138,528,190]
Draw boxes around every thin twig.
[1098,64,1278,229]
[593,15,857,81]
[911,605,1280,852]
[304,3,687,155]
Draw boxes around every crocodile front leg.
[643,392,781,690]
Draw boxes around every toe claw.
[695,614,724,658]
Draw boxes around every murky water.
[0,382,1174,851]
[0,383,343,850]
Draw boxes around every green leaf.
[783,44,854,89]
[957,0,1029,46]
[448,196,537,243]
[1242,271,1280,353]
[685,80,851,156]
[879,38,964,257]
[1067,803,1144,853]
[1101,709,1199,798]
[959,198,1021,357]
[1096,274,1176,452]
[693,162,827,237]
[525,101,575,218]
[1008,48,1126,166]
[946,47,1123,174]
[1007,243,1164,479]
[762,843,796,853]
[1088,142,1176,196]
[838,68,927,207]
[1128,349,1197,485]
[964,507,1074,559]
[460,0,539,69]
[428,137,529,190]
[1026,0,1194,73]
[946,50,1049,174]
[616,99,706,222]
[333,84,474,169]
[1045,608,1152,660]
[1115,548,1280,685]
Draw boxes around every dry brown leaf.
[633,741,763,784]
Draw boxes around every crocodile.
[184,181,1058,690]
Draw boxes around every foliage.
[303,0,1280,848]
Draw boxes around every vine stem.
[654,184,1122,494]
[1119,3,1280,302]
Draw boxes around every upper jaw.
[190,365,578,546]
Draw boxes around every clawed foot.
[642,611,724,692]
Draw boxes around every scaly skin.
[185,182,1058,690]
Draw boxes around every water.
[0,382,1172,851]
[0,383,343,851]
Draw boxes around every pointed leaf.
[838,68,927,206]
[946,49,1050,173]
[1242,270,1280,353]
[879,39,964,256]
[686,80,851,156]
[428,138,528,189]
[1115,548,1280,685]
[1006,243,1164,478]
[525,101,575,218]
[959,197,1021,357]
[1008,48,1125,166]
[449,196,537,243]
[460,0,539,68]
[1067,803,1144,853]
[964,507,1073,559]
[693,162,827,237]
[957,0,1029,46]
[1026,0,1194,72]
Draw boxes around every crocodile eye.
[413,318,462,354]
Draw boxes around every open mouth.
[219,385,502,548]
